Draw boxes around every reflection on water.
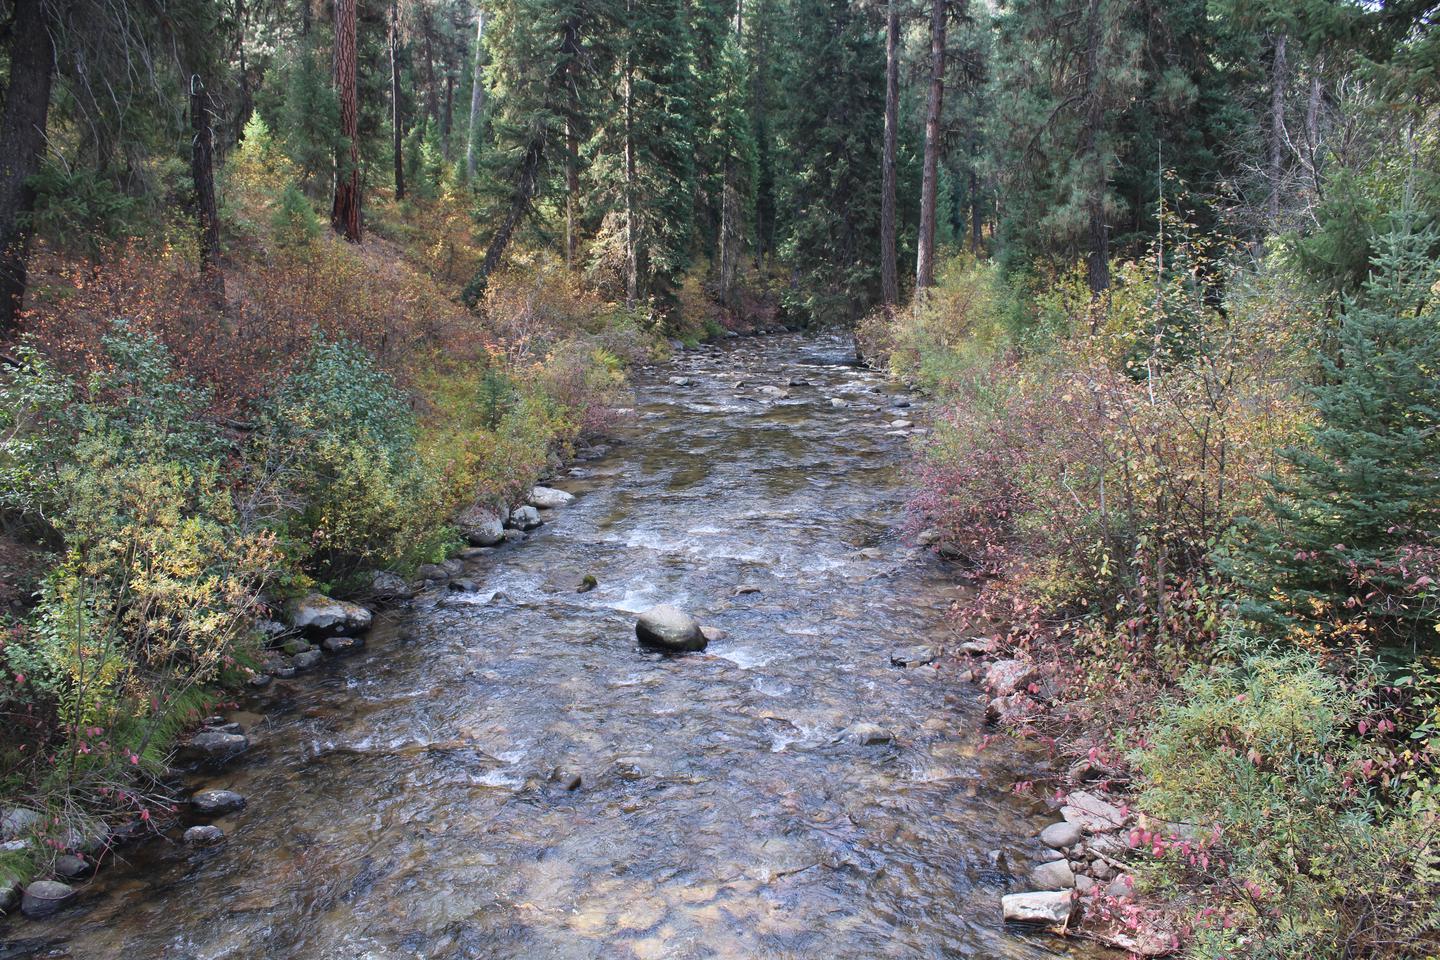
[2,334,1103,959]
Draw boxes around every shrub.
[254,337,449,585]
[0,328,276,847]
[1133,646,1440,958]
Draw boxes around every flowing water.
[3,334,1101,960]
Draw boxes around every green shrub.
[256,337,449,585]
[1134,646,1440,958]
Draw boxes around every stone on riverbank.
[184,825,226,846]
[53,855,91,880]
[287,592,372,636]
[292,649,323,670]
[1040,821,1083,849]
[529,486,574,509]
[20,880,74,919]
[0,807,42,840]
[370,570,415,599]
[984,659,1035,697]
[635,605,707,652]
[1060,790,1127,832]
[458,505,505,546]
[1001,890,1074,924]
[191,789,246,817]
[1029,859,1075,890]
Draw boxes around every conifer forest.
[0,0,1438,957]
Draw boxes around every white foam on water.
[715,646,776,669]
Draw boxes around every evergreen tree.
[1236,223,1440,649]
[773,0,886,322]
[584,0,696,306]
[277,30,345,195]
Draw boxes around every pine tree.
[773,0,886,323]
[584,0,696,307]
[1236,223,1440,649]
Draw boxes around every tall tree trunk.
[880,0,900,308]
[1304,51,1324,199]
[422,13,439,127]
[915,0,947,292]
[1268,32,1287,228]
[717,4,744,308]
[332,0,362,242]
[0,0,55,336]
[466,8,487,181]
[563,14,580,270]
[462,132,544,307]
[190,74,224,304]
[1081,0,1108,297]
[442,72,455,160]
[623,1,638,307]
[968,166,981,253]
[391,0,406,199]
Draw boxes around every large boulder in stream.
[635,605,707,652]
[286,592,372,636]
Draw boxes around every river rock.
[292,649,323,670]
[458,505,505,546]
[529,486,575,509]
[184,825,225,846]
[370,570,414,599]
[20,881,73,919]
[191,789,246,817]
[1,878,19,914]
[889,645,938,668]
[509,505,543,531]
[187,730,249,761]
[635,605,707,652]
[52,855,91,880]
[1001,890,1074,925]
[986,693,1032,725]
[984,659,1036,696]
[960,637,998,655]
[1106,875,1135,899]
[1040,821,1083,849]
[1060,790,1127,832]
[0,807,42,839]
[759,385,789,399]
[1074,874,1097,895]
[280,637,313,656]
[841,723,894,746]
[1029,859,1075,890]
[448,578,478,593]
[321,634,360,653]
[700,625,727,643]
[287,592,372,636]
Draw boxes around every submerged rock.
[187,730,249,762]
[889,645,938,668]
[1001,890,1074,925]
[840,723,894,746]
[191,789,246,817]
[529,486,575,509]
[184,825,226,847]
[635,604,707,652]
[321,634,360,653]
[20,880,74,919]
[287,592,372,636]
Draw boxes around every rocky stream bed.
[0,333,1112,959]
